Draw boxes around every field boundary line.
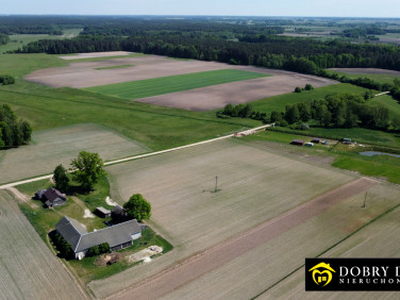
[0,124,273,190]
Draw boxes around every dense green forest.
[9,17,400,75]
[0,104,32,148]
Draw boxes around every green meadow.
[84,69,269,100]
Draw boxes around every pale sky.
[2,0,400,18]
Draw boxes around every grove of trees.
[279,93,393,130]
[0,104,32,148]
[70,151,106,191]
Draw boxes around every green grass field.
[84,69,269,100]
[326,70,400,85]
[0,29,82,54]
[250,83,369,113]
[247,130,400,184]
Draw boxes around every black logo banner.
[306,258,400,291]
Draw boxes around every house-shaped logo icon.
[308,262,336,287]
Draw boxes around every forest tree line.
[15,32,400,74]
[0,104,32,149]
[278,93,392,130]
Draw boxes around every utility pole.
[214,176,218,193]
[362,191,367,208]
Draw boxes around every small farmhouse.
[56,216,142,260]
[36,187,67,208]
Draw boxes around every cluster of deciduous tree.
[52,232,73,259]
[0,33,9,45]
[216,103,267,121]
[123,194,151,222]
[277,93,393,130]
[0,75,15,85]
[0,104,32,148]
[86,243,110,257]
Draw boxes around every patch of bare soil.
[329,68,400,76]
[134,66,337,111]
[109,178,378,300]
[96,253,122,267]
[59,51,133,60]
[24,56,232,88]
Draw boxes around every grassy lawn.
[16,176,173,284]
[0,29,82,54]
[68,227,173,283]
[326,70,400,85]
[84,69,270,100]
[369,94,400,119]
[250,83,369,113]
[17,176,112,240]
[0,79,256,151]
[248,130,400,184]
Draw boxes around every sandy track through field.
[0,124,272,190]
[109,177,378,300]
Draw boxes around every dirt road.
[0,124,272,190]
[109,177,378,300]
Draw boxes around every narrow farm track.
[109,177,379,300]
[0,124,272,190]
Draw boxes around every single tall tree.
[123,194,151,222]
[53,164,69,193]
[71,151,106,191]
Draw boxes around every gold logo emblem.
[308,262,336,287]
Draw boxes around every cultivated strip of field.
[0,123,150,185]
[163,181,397,300]
[89,139,354,298]
[329,68,400,76]
[135,69,336,111]
[95,64,133,70]
[59,51,133,60]
[264,184,400,300]
[110,178,378,300]
[24,56,234,88]
[0,190,87,300]
[84,69,269,100]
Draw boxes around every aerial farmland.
[1,14,400,300]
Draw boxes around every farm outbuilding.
[36,187,66,208]
[95,207,111,218]
[56,216,142,260]
[311,138,320,143]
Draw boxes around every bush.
[0,75,15,85]
[304,84,314,91]
[87,242,110,257]
[294,87,302,93]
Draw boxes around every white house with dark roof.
[56,216,142,260]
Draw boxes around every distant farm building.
[36,187,66,208]
[112,205,129,222]
[290,140,304,146]
[56,216,142,260]
[311,138,320,143]
[341,138,352,144]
